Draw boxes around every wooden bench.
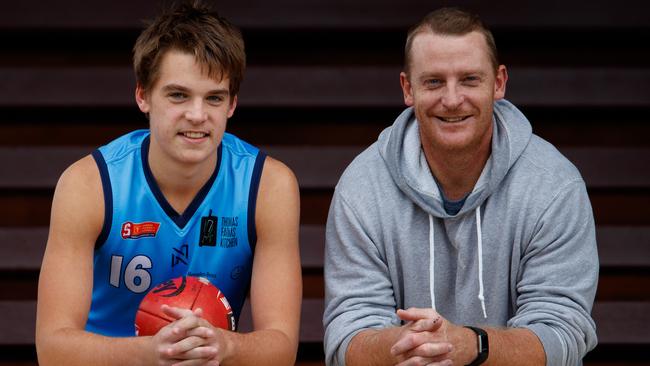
[2,224,649,271]
[1,146,650,190]
[2,1,649,365]
[2,300,650,346]
[3,0,649,29]
[2,221,650,348]
[2,67,650,108]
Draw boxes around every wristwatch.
[464,326,489,365]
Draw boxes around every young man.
[324,8,598,366]
[35,2,301,365]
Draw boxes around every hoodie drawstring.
[475,206,487,318]
[428,206,487,319]
[428,215,436,310]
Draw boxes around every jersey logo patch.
[200,210,218,247]
[172,244,189,268]
[121,221,160,239]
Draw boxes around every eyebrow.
[162,84,230,96]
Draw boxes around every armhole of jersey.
[247,150,267,254]
[91,150,113,250]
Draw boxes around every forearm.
[221,328,297,366]
[37,327,153,366]
[484,327,545,366]
[345,328,402,366]
[450,326,545,366]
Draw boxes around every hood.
[378,99,532,218]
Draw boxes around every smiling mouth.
[181,131,209,139]
[437,116,471,123]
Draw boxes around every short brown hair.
[404,7,499,74]
[133,0,245,97]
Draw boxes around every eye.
[462,76,481,86]
[167,92,187,102]
[206,95,225,104]
[424,79,442,88]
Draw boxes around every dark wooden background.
[1,0,649,364]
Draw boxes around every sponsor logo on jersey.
[219,216,239,248]
[172,244,189,267]
[200,210,218,247]
[121,221,160,239]
[188,271,218,282]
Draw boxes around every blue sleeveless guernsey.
[86,130,266,336]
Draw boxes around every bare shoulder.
[50,154,104,240]
[255,156,300,233]
[258,155,299,194]
[57,154,101,190]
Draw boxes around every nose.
[185,99,207,123]
[441,83,464,110]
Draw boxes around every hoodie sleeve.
[323,189,400,366]
[508,179,599,365]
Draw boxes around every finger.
[426,360,453,366]
[409,317,442,332]
[403,342,453,360]
[186,326,215,339]
[162,304,196,320]
[391,331,428,356]
[156,322,189,345]
[170,314,205,334]
[395,355,435,366]
[193,307,204,317]
[167,335,211,356]
[171,355,218,366]
[176,346,218,361]
[397,308,440,322]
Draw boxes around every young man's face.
[136,49,236,167]
[400,31,507,154]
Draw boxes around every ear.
[227,95,238,118]
[493,65,508,100]
[135,83,150,113]
[400,71,414,106]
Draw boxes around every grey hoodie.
[323,100,598,366]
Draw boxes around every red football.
[135,276,235,336]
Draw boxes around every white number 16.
[109,255,152,293]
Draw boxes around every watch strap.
[464,326,489,366]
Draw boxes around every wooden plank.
[592,302,650,345]
[0,147,88,189]
[2,226,648,271]
[2,300,649,346]
[0,228,47,271]
[0,225,324,271]
[562,148,650,189]
[2,189,650,227]
[0,301,35,345]
[298,225,650,269]
[2,0,649,29]
[597,274,650,301]
[2,67,649,108]
[300,225,325,269]
[237,299,323,342]
[597,227,650,267]
[1,146,648,190]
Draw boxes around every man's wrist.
[464,326,489,366]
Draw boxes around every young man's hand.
[150,305,221,365]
